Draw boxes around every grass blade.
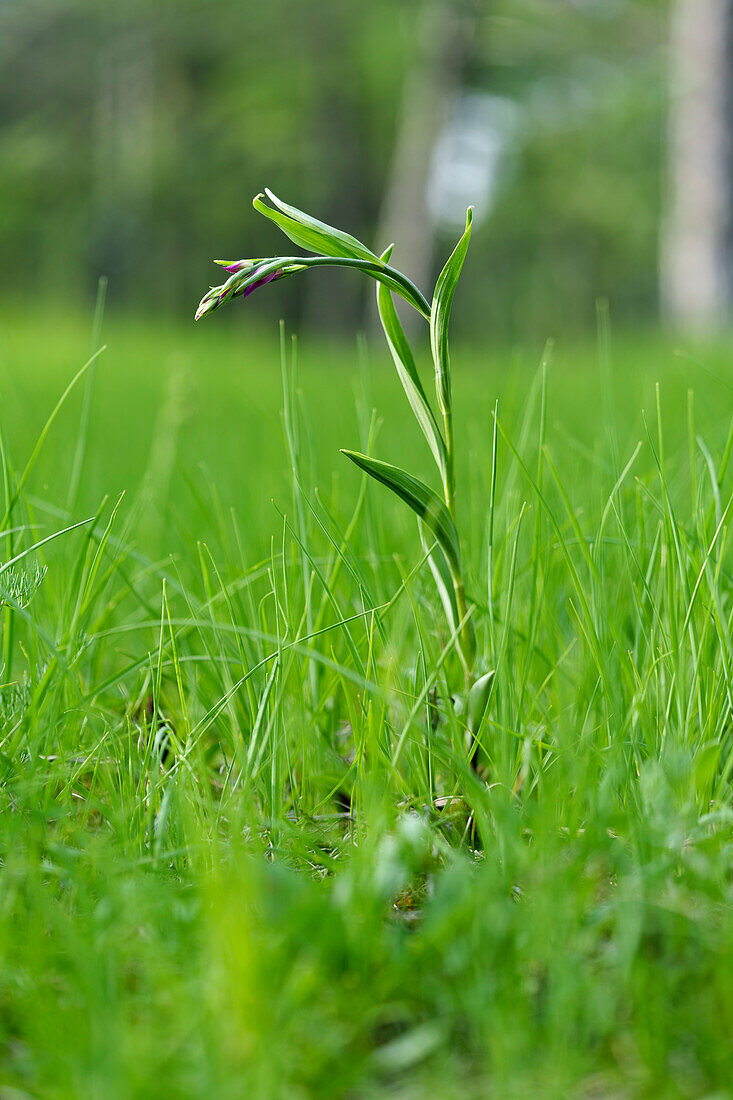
[419,522,458,633]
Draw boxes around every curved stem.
[295,256,432,319]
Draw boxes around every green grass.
[0,306,732,1098]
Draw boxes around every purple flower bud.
[195,266,285,320]
[216,259,253,274]
[239,268,282,298]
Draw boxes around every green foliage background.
[1,0,666,336]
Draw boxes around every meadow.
[0,304,732,1098]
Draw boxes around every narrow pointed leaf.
[430,208,473,416]
[376,253,446,480]
[341,450,460,573]
[254,189,379,263]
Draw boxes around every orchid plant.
[196,190,493,751]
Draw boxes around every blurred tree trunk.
[374,0,479,329]
[661,0,733,325]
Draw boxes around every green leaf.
[430,208,473,416]
[467,670,495,734]
[254,189,379,264]
[341,450,461,574]
[376,252,447,481]
[251,192,431,317]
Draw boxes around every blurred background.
[4,0,726,343]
